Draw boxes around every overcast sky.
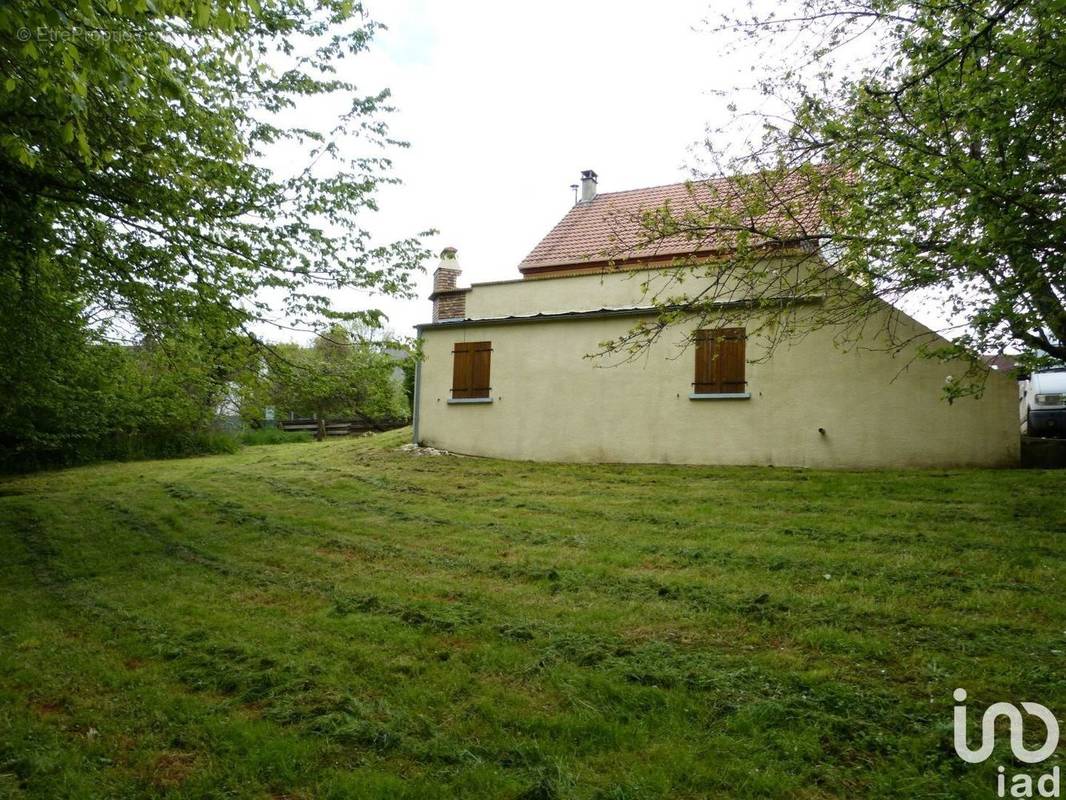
[314,0,750,340]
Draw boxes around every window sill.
[689,392,751,400]
[448,397,493,404]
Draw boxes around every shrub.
[239,428,314,447]
[100,430,242,462]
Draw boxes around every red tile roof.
[518,170,826,274]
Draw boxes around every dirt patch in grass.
[148,750,198,788]
[28,698,67,717]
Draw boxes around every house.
[412,171,1019,468]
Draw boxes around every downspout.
[411,350,422,445]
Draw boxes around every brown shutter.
[694,330,717,393]
[451,342,473,398]
[716,328,747,393]
[693,328,746,394]
[451,341,492,399]
[469,341,492,398]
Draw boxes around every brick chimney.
[430,247,468,322]
[578,169,598,203]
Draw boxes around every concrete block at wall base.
[1021,436,1066,469]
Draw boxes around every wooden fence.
[274,417,407,437]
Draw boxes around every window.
[451,341,492,400]
[693,328,747,396]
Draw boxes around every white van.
[1024,368,1066,437]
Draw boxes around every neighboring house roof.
[518,170,827,275]
[982,354,1018,373]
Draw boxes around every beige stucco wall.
[416,313,1019,470]
[464,258,808,320]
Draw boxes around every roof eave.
[415,295,825,332]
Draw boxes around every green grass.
[0,430,1063,799]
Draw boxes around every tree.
[600,0,1064,395]
[1,0,429,463]
[0,274,256,469]
[0,260,126,468]
[256,325,408,440]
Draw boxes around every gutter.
[411,351,422,444]
[414,296,823,332]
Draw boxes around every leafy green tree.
[0,276,253,469]
[2,0,427,335]
[0,263,124,468]
[117,323,259,434]
[1,0,429,464]
[604,0,1064,394]
[259,325,408,439]
[401,356,416,414]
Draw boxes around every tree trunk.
[316,416,326,442]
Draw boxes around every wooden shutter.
[693,328,746,394]
[451,341,492,398]
[717,328,746,393]
[694,330,716,394]
[452,342,473,398]
[469,341,492,398]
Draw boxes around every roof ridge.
[593,176,726,199]
[591,167,800,200]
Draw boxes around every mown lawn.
[0,430,1063,799]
